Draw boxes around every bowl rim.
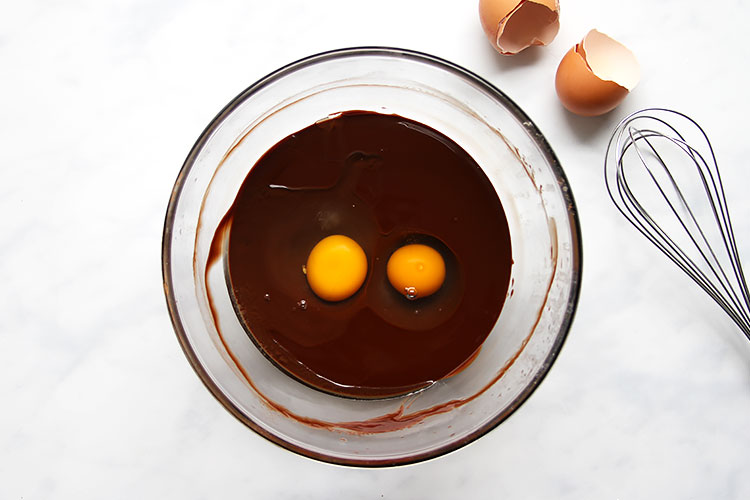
[161,46,583,467]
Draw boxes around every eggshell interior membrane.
[582,29,640,91]
[479,0,560,55]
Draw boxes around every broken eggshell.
[555,29,641,116]
[479,0,560,55]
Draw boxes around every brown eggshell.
[479,0,560,55]
[479,0,519,41]
[555,45,629,116]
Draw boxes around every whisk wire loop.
[605,108,750,340]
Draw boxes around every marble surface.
[3,0,750,498]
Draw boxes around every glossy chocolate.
[225,111,512,398]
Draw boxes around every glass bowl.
[162,47,582,466]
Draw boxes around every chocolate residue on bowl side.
[197,110,561,434]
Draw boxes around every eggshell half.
[555,29,640,116]
[479,0,560,55]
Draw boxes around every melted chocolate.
[225,111,512,398]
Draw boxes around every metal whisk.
[604,107,750,340]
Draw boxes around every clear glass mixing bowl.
[162,47,582,466]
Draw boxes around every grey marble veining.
[2,0,750,498]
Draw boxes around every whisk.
[604,107,750,340]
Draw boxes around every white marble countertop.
[3,0,750,498]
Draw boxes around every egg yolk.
[305,235,368,302]
[386,243,446,299]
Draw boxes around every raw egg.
[387,244,446,300]
[479,0,560,55]
[305,235,367,302]
[555,29,640,116]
